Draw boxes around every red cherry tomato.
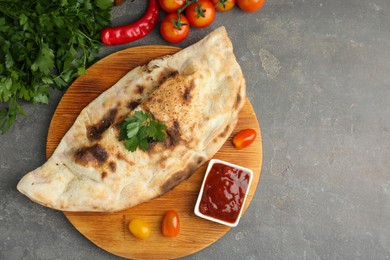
[158,0,186,13]
[185,0,216,28]
[232,128,257,149]
[160,13,190,43]
[162,210,180,237]
[212,0,236,12]
[236,0,265,12]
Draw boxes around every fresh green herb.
[0,0,112,134]
[118,111,168,152]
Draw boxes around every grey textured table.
[1,0,390,259]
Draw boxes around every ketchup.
[199,163,250,223]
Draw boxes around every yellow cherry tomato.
[128,219,151,239]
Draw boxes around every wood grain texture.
[46,46,262,259]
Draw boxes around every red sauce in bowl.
[199,163,250,224]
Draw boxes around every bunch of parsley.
[0,0,112,134]
[118,111,167,152]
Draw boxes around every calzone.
[17,27,246,212]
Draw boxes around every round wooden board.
[46,46,262,259]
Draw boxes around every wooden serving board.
[46,46,262,259]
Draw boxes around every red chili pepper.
[101,0,160,46]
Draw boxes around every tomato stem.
[171,16,187,30]
[172,0,198,30]
[215,0,228,9]
[176,0,198,14]
[195,3,206,18]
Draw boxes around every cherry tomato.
[232,128,257,149]
[237,0,265,12]
[128,219,151,239]
[185,0,216,28]
[212,0,236,12]
[160,13,190,43]
[159,0,186,13]
[162,210,180,237]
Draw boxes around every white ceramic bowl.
[194,159,254,227]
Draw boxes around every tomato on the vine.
[237,0,265,12]
[185,0,216,28]
[158,0,186,13]
[232,128,257,149]
[162,210,180,237]
[212,0,236,12]
[160,13,190,43]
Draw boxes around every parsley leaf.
[134,110,150,123]
[154,122,168,141]
[96,0,114,10]
[0,0,112,134]
[31,42,55,74]
[125,136,139,152]
[118,111,167,152]
[126,122,140,139]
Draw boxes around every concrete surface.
[1,0,390,259]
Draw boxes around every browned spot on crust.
[164,121,181,148]
[158,69,178,85]
[101,171,107,179]
[217,132,226,139]
[173,121,180,130]
[197,157,204,165]
[116,153,135,166]
[154,153,168,168]
[134,85,145,95]
[128,100,141,110]
[114,115,126,132]
[234,93,242,109]
[116,153,124,160]
[87,108,118,141]
[183,79,195,101]
[160,163,198,193]
[75,144,108,166]
[146,96,157,103]
[141,64,159,74]
[141,65,152,74]
[147,141,158,150]
[218,124,230,139]
[159,160,166,169]
[109,161,117,172]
